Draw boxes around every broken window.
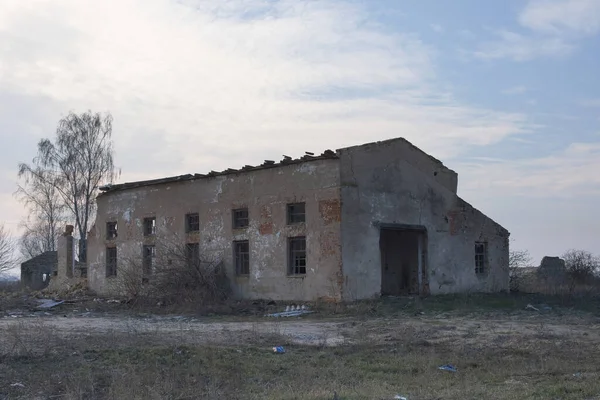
[143,217,156,236]
[186,213,200,233]
[234,240,250,275]
[106,221,118,240]
[288,236,306,275]
[186,243,200,267]
[475,242,487,274]
[106,247,117,277]
[232,208,249,229]
[143,245,156,276]
[287,202,306,224]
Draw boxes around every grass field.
[1,293,599,399]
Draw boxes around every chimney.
[58,225,74,278]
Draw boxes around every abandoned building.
[20,251,56,290]
[83,137,509,301]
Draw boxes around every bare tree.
[16,163,66,259]
[562,249,599,287]
[0,224,16,276]
[509,249,533,292]
[18,111,117,261]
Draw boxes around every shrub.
[509,249,532,292]
[562,249,600,292]
[116,240,230,306]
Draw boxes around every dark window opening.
[288,236,306,275]
[232,208,249,229]
[475,242,487,274]
[186,213,200,233]
[144,217,156,236]
[287,202,306,224]
[234,240,250,275]
[143,245,156,276]
[106,221,118,240]
[106,247,117,277]
[186,243,200,267]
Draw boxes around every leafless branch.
[0,224,17,275]
[18,111,117,261]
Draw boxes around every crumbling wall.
[87,159,343,301]
[47,226,87,293]
[339,138,509,299]
[20,251,56,290]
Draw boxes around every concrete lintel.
[373,222,427,232]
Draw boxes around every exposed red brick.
[320,231,339,257]
[260,205,272,220]
[259,222,273,235]
[319,199,341,224]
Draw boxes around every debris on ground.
[272,346,285,353]
[36,299,65,309]
[393,395,408,400]
[438,364,457,372]
[525,304,539,312]
[266,304,313,317]
[10,383,25,388]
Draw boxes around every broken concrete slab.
[36,299,65,309]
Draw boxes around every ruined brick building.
[85,138,509,301]
[21,251,56,290]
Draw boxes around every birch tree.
[18,111,117,261]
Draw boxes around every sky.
[0,0,599,272]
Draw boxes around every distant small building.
[20,251,57,290]
[537,256,567,284]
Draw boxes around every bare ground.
[1,295,600,399]
[1,311,599,347]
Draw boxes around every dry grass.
[1,295,600,400]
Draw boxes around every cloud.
[474,29,573,61]
[457,142,600,198]
[430,24,444,33]
[502,86,529,95]
[474,0,600,61]
[0,0,533,179]
[579,99,600,107]
[519,0,600,35]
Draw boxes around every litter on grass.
[438,364,457,372]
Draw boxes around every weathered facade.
[86,138,509,301]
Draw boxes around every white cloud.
[519,0,600,35]
[0,0,532,179]
[474,29,573,61]
[502,86,528,95]
[430,24,444,33]
[458,142,600,198]
[579,98,600,107]
[474,0,600,61]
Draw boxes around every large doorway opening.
[380,226,427,296]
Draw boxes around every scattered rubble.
[266,304,313,318]
[10,383,25,388]
[36,299,65,309]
